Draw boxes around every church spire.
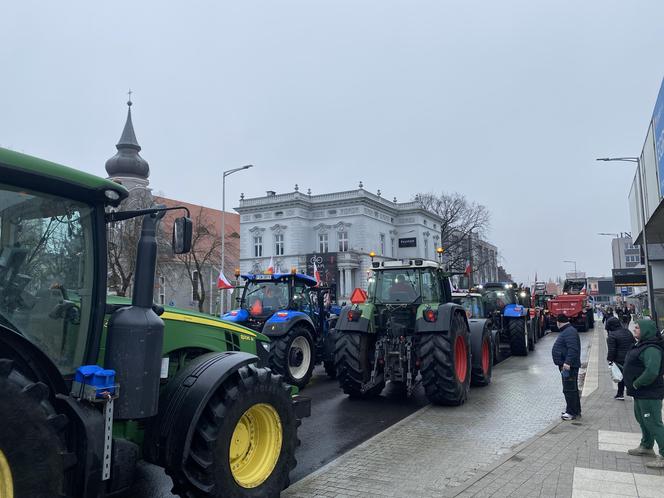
[105,92,150,181]
[117,93,140,150]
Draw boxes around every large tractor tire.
[334,332,384,399]
[528,320,536,351]
[418,312,471,406]
[470,323,493,387]
[268,325,315,389]
[0,359,72,498]
[509,318,528,356]
[169,364,297,498]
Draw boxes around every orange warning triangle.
[350,288,368,304]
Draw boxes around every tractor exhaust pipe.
[105,210,166,420]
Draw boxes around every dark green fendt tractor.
[0,148,309,497]
[333,259,492,406]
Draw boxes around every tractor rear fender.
[416,303,467,333]
[262,311,317,338]
[468,318,490,369]
[143,351,256,469]
[0,324,67,396]
[335,305,372,334]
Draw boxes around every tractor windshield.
[369,269,433,304]
[483,289,516,312]
[454,295,485,318]
[242,281,289,316]
[0,182,95,374]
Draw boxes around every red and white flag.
[464,261,472,276]
[266,256,275,274]
[313,260,321,286]
[217,269,233,290]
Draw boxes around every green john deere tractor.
[0,147,309,497]
[334,258,492,406]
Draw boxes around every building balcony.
[337,251,361,268]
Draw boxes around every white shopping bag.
[609,363,623,383]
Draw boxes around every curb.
[446,325,600,497]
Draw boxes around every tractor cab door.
[0,182,97,375]
[292,281,315,319]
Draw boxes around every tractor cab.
[452,292,486,319]
[482,283,519,315]
[366,259,453,307]
[222,271,337,388]
[224,272,321,330]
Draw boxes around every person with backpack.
[624,320,664,468]
[606,316,635,400]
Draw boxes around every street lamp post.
[597,157,656,323]
[221,164,253,314]
[563,260,577,277]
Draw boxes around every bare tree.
[107,188,154,296]
[415,191,492,276]
[171,206,225,313]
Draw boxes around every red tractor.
[531,282,554,334]
[547,278,595,332]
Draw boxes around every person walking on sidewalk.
[606,316,635,401]
[624,320,664,468]
[552,314,581,420]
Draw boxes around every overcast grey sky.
[1,1,663,283]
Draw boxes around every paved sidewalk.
[448,321,664,498]
[284,322,664,497]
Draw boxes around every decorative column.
[345,268,353,295]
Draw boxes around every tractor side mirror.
[173,217,193,254]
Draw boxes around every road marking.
[572,466,664,497]
[581,326,599,398]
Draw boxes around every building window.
[158,275,165,305]
[191,270,199,301]
[319,233,329,253]
[424,237,429,257]
[275,234,284,256]
[391,237,395,257]
[380,233,385,255]
[253,236,263,257]
[338,231,349,252]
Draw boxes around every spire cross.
[127,89,133,106]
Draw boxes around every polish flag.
[464,261,472,276]
[313,260,321,286]
[266,256,275,274]
[217,269,233,290]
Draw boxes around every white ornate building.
[237,186,453,300]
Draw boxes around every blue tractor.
[482,282,534,357]
[222,271,339,388]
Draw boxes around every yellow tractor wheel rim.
[0,449,13,498]
[229,403,282,488]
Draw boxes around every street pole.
[597,157,657,324]
[221,164,253,314]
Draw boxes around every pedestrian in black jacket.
[551,314,581,420]
[606,316,636,400]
